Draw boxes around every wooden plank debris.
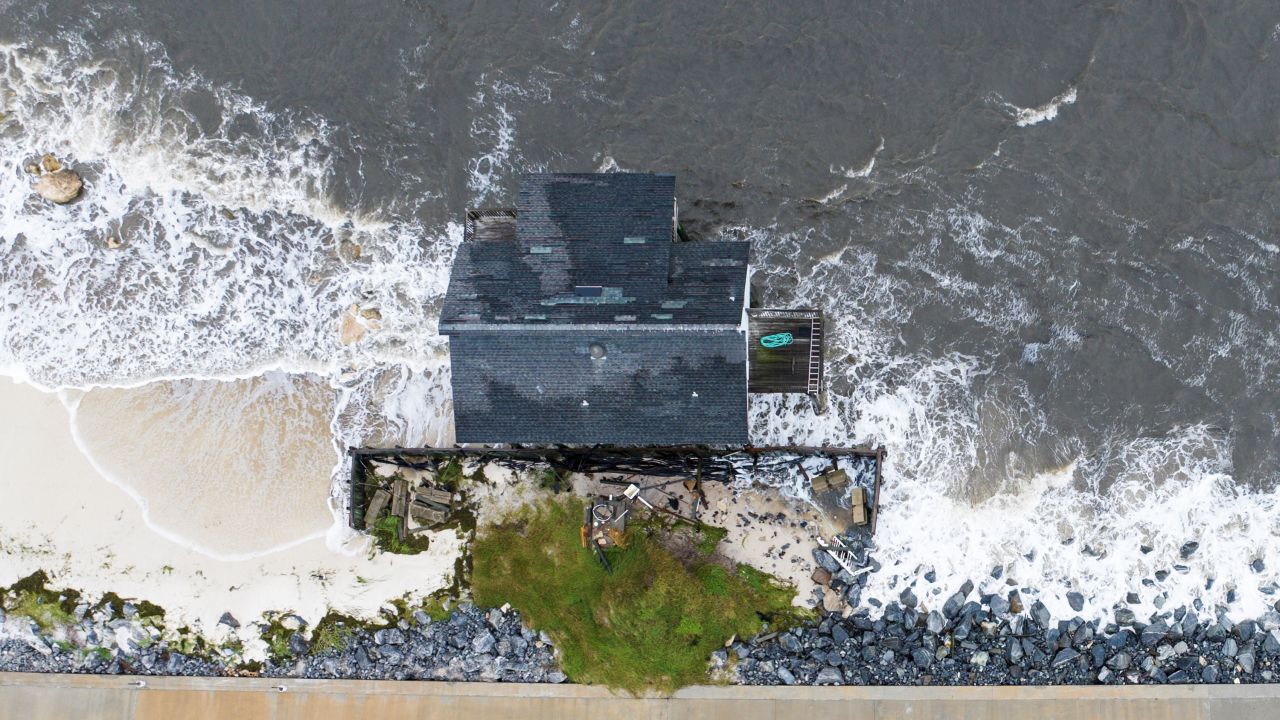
[363,488,390,529]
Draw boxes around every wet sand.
[0,378,462,645]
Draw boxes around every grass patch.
[471,497,799,693]
[309,613,358,655]
[695,524,728,554]
[10,591,75,633]
[369,515,431,555]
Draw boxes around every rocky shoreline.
[0,604,563,684]
[5,590,1280,687]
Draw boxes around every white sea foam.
[831,136,884,178]
[742,217,1280,623]
[1003,86,1078,127]
[0,34,464,557]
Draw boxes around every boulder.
[34,169,82,204]
[814,666,843,684]
[1066,592,1085,612]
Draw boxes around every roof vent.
[589,342,607,360]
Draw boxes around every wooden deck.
[747,308,824,395]
[464,208,517,242]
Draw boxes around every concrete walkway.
[3,672,1279,719]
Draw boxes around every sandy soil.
[0,378,462,643]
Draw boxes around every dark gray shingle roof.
[449,330,748,445]
[440,173,748,331]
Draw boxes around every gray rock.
[1223,638,1238,657]
[1115,608,1136,626]
[217,612,239,629]
[926,611,945,634]
[471,631,496,655]
[776,666,797,685]
[970,650,989,667]
[1052,648,1080,668]
[1106,651,1131,671]
[1031,601,1051,628]
[780,632,802,654]
[1263,629,1280,655]
[1239,649,1256,674]
[1141,621,1168,647]
[814,550,840,574]
[943,592,965,619]
[988,594,1010,616]
[911,648,932,668]
[815,666,843,684]
[1201,665,1219,683]
[1066,592,1084,612]
[288,633,309,656]
[1180,541,1199,559]
[831,624,849,645]
[899,588,917,608]
[547,670,567,683]
[1251,558,1265,573]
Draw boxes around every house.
[439,172,822,446]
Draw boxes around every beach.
[0,378,462,645]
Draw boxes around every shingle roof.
[440,173,749,331]
[449,330,748,445]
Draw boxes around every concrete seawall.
[3,672,1280,719]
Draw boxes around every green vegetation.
[695,524,729,554]
[369,515,431,555]
[11,591,75,633]
[471,497,801,693]
[310,613,357,655]
[537,466,568,493]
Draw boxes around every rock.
[943,592,965,618]
[988,594,1010,615]
[831,624,849,645]
[899,588,918,608]
[1180,541,1199,559]
[970,650,989,668]
[288,633,309,656]
[926,611,945,634]
[1201,665,1219,683]
[1031,601,1051,628]
[339,305,368,345]
[1237,620,1257,642]
[813,550,840,574]
[960,579,974,597]
[1239,649,1256,674]
[1115,608,1136,626]
[1008,591,1024,615]
[1252,558,1266,573]
[34,169,83,204]
[811,568,832,587]
[1263,629,1280,655]
[815,666,843,684]
[1141,621,1168,647]
[1052,648,1080,668]
[779,633,802,654]
[1222,638,1238,657]
[217,612,239,629]
[1066,592,1084,612]
[911,648,932,668]
[776,666,796,685]
[40,154,61,173]
[471,631,496,655]
[1106,651,1131,671]
[546,670,567,683]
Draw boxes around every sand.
[0,378,462,641]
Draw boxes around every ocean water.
[1,2,1279,621]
